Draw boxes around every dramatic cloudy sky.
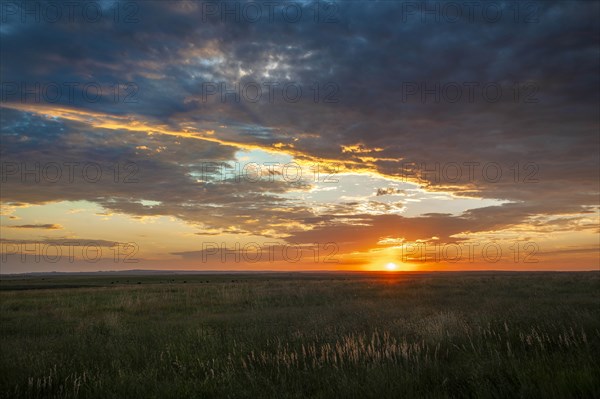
[1,0,598,273]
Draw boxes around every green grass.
[1,272,599,398]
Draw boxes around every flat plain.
[1,272,599,398]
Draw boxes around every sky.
[0,0,599,273]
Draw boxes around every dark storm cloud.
[1,0,598,244]
[0,108,315,234]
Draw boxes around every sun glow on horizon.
[385,262,398,271]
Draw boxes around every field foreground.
[1,272,599,398]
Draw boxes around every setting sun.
[385,262,398,271]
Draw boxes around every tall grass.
[1,272,598,398]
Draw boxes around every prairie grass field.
[1,272,599,398]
